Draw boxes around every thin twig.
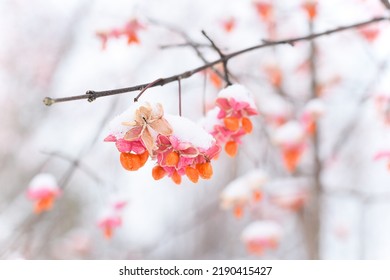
[380,0,390,9]
[41,151,103,184]
[43,16,390,106]
[134,78,164,102]
[178,77,182,116]
[201,30,232,86]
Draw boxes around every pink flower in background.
[220,169,267,218]
[358,26,380,42]
[96,19,146,49]
[97,196,128,240]
[26,173,61,214]
[97,213,122,240]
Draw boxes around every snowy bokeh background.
[1,0,390,259]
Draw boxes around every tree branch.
[380,0,390,9]
[43,16,390,106]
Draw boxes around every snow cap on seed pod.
[301,98,325,135]
[26,173,61,214]
[273,121,306,172]
[220,169,267,218]
[97,196,127,240]
[267,177,309,211]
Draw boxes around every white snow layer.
[28,173,58,190]
[273,121,305,145]
[217,84,257,109]
[241,220,283,241]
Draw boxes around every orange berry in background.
[152,165,166,180]
[210,71,222,89]
[103,226,113,240]
[166,151,180,167]
[253,190,263,202]
[225,141,238,157]
[120,152,142,171]
[247,242,264,255]
[303,2,317,20]
[171,171,182,185]
[306,120,316,135]
[233,204,243,219]
[254,2,273,22]
[282,148,302,173]
[265,66,282,88]
[185,166,199,183]
[241,117,253,133]
[196,162,213,179]
[127,32,140,44]
[224,117,240,131]
[34,195,55,214]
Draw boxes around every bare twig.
[201,30,232,86]
[41,151,104,185]
[380,0,390,9]
[133,78,163,102]
[43,16,390,106]
[178,78,182,116]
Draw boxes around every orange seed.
[282,148,302,173]
[185,166,199,183]
[225,141,238,157]
[166,151,180,167]
[171,171,182,185]
[241,117,253,133]
[224,117,240,131]
[196,162,213,179]
[120,152,142,171]
[34,195,54,214]
[152,165,166,180]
